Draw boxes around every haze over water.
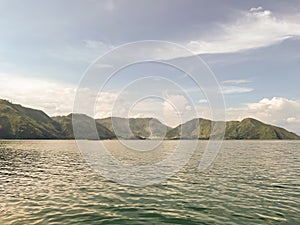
[0,140,299,224]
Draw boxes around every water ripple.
[0,140,299,224]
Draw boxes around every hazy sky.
[1,0,300,133]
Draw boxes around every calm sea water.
[0,140,299,225]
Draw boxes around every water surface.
[0,140,299,224]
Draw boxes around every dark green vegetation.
[0,99,60,139]
[97,117,172,139]
[0,100,299,140]
[166,118,300,140]
[52,114,115,139]
[0,99,114,139]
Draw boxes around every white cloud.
[226,97,300,134]
[50,5,300,67]
[187,7,300,54]
[92,7,300,61]
[0,73,124,119]
[94,63,114,68]
[83,40,110,49]
[1,76,299,134]
[162,94,202,127]
[222,79,251,84]
[95,93,195,127]
[95,91,125,118]
[221,86,253,94]
[193,97,300,134]
[162,94,188,126]
[0,73,76,116]
[199,99,208,104]
[250,6,263,12]
[0,73,198,127]
[221,79,253,94]
[287,117,299,123]
[78,7,300,61]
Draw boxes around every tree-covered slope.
[52,114,116,139]
[225,118,300,140]
[0,100,115,139]
[0,99,299,140]
[166,118,300,140]
[97,117,172,139]
[0,99,60,139]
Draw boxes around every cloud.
[162,94,190,126]
[78,7,300,61]
[95,91,124,118]
[226,97,300,134]
[47,4,300,67]
[48,6,300,63]
[287,117,299,123]
[187,7,300,54]
[0,73,123,119]
[222,79,251,84]
[83,40,110,49]
[1,75,299,134]
[94,96,300,134]
[199,99,208,104]
[220,79,253,94]
[250,6,263,12]
[0,73,76,116]
[193,97,300,134]
[0,74,196,127]
[221,86,254,94]
[95,92,195,127]
[94,63,114,68]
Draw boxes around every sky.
[0,0,300,134]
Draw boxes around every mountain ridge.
[0,100,299,140]
[165,117,299,140]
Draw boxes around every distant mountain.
[52,114,115,139]
[0,100,115,139]
[0,99,60,139]
[166,118,218,139]
[225,118,300,140]
[96,117,172,139]
[0,99,299,140]
[166,118,300,140]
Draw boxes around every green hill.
[0,99,299,140]
[225,118,300,140]
[0,100,115,139]
[97,117,172,139]
[0,99,60,139]
[52,114,115,139]
[166,118,214,139]
[166,118,300,140]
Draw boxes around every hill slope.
[0,99,61,139]
[53,114,115,139]
[97,117,172,139]
[0,100,115,139]
[166,118,300,140]
[0,100,299,140]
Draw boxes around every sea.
[0,140,299,224]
